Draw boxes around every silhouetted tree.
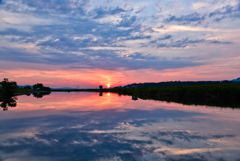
[33,83,43,90]
[40,87,51,91]
[0,78,18,94]
[0,95,17,111]
[32,83,51,91]
[32,91,51,98]
[24,86,32,90]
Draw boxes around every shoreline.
[1,83,240,108]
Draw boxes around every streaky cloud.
[164,12,207,24]
[209,2,240,21]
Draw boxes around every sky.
[0,0,240,88]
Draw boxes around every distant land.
[232,77,240,82]
[11,77,240,89]
[1,78,240,108]
[116,78,240,89]
[51,87,74,90]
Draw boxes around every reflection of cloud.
[0,99,239,161]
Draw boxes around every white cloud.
[192,2,210,10]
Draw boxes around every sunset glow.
[0,0,240,87]
[1,1,240,159]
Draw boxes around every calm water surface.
[0,92,240,161]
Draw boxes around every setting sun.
[107,85,111,88]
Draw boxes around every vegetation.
[107,83,240,108]
[1,78,240,109]
[51,83,240,108]
[32,91,51,98]
[0,78,52,111]
[135,95,240,109]
[0,78,51,95]
[121,80,234,88]
[33,83,51,91]
[51,83,240,99]
[0,95,17,111]
[24,86,32,90]
[0,78,18,94]
[111,83,239,96]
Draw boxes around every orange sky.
[1,0,240,88]
[1,62,239,88]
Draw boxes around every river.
[0,92,240,161]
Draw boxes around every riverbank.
[107,83,240,108]
[51,83,240,99]
[0,87,38,97]
[2,83,240,108]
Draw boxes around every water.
[0,92,240,161]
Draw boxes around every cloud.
[165,38,206,48]
[92,6,127,19]
[121,35,151,41]
[124,52,156,60]
[118,16,139,28]
[142,38,233,48]
[0,107,238,161]
[0,0,239,76]
[164,12,207,24]
[135,8,145,14]
[21,0,90,15]
[209,2,240,21]
[160,39,232,48]
[0,47,201,71]
[209,40,233,44]
[149,35,172,44]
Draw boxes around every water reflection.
[132,96,138,101]
[0,94,17,111]
[0,92,239,161]
[0,91,51,111]
[32,91,51,98]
